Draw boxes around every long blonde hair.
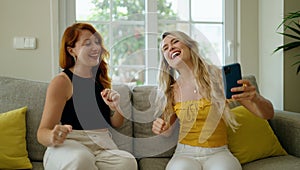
[156,31,238,131]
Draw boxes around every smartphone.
[222,63,242,99]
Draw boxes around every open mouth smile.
[171,51,180,59]
[89,54,99,59]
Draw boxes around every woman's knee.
[115,151,137,170]
[44,141,97,170]
[166,157,201,170]
[69,149,95,163]
[204,150,242,170]
[118,156,138,170]
[98,150,137,170]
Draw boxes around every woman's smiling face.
[161,34,191,69]
[72,29,102,67]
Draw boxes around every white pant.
[166,143,242,170]
[43,130,137,170]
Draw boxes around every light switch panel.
[13,37,36,49]
[13,37,24,49]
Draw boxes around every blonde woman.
[152,31,274,170]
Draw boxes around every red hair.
[59,23,111,88]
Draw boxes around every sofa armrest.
[269,110,300,157]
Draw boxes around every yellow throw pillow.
[227,106,287,164]
[0,107,32,169]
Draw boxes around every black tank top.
[60,69,111,130]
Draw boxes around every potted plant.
[274,11,300,74]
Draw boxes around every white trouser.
[43,130,137,170]
[166,143,242,170]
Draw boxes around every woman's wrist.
[110,105,121,115]
[110,105,119,112]
[110,109,116,117]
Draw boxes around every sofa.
[1,75,300,170]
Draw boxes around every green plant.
[274,11,300,74]
[87,0,176,84]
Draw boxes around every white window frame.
[224,0,237,64]
[50,0,236,83]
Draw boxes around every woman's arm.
[110,106,125,128]
[101,89,124,128]
[37,74,72,146]
[231,79,274,119]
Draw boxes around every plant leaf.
[283,41,300,51]
[278,11,300,30]
[292,60,300,66]
[273,45,284,53]
[278,32,300,40]
[293,54,300,58]
[285,24,300,35]
[293,21,300,30]
[283,11,300,22]
[273,41,300,52]
[276,11,300,75]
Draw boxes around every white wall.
[236,0,284,110]
[258,0,284,110]
[237,0,259,79]
[0,0,52,82]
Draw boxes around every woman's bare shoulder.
[50,72,71,86]
[47,72,72,99]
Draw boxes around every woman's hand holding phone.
[231,79,257,101]
[222,63,242,99]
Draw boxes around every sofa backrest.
[0,75,259,161]
[0,76,48,162]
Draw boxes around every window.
[53,0,236,85]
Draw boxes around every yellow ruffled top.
[174,98,227,147]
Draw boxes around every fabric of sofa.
[1,75,300,170]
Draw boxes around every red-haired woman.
[37,23,137,170]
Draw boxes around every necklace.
[177,77,199,94]
[193,79,199,94]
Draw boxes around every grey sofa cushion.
[31,162,44,170]
[138,158,170,170]
[0,76,47,162]
[132,85,176,158]
[269,110,300,157]
[242,155,300,170]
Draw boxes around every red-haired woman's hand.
[50,124,72,146]
[101,88,120,111]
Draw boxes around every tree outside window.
[76,0,223,85]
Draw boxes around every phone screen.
[222,63,242,99]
